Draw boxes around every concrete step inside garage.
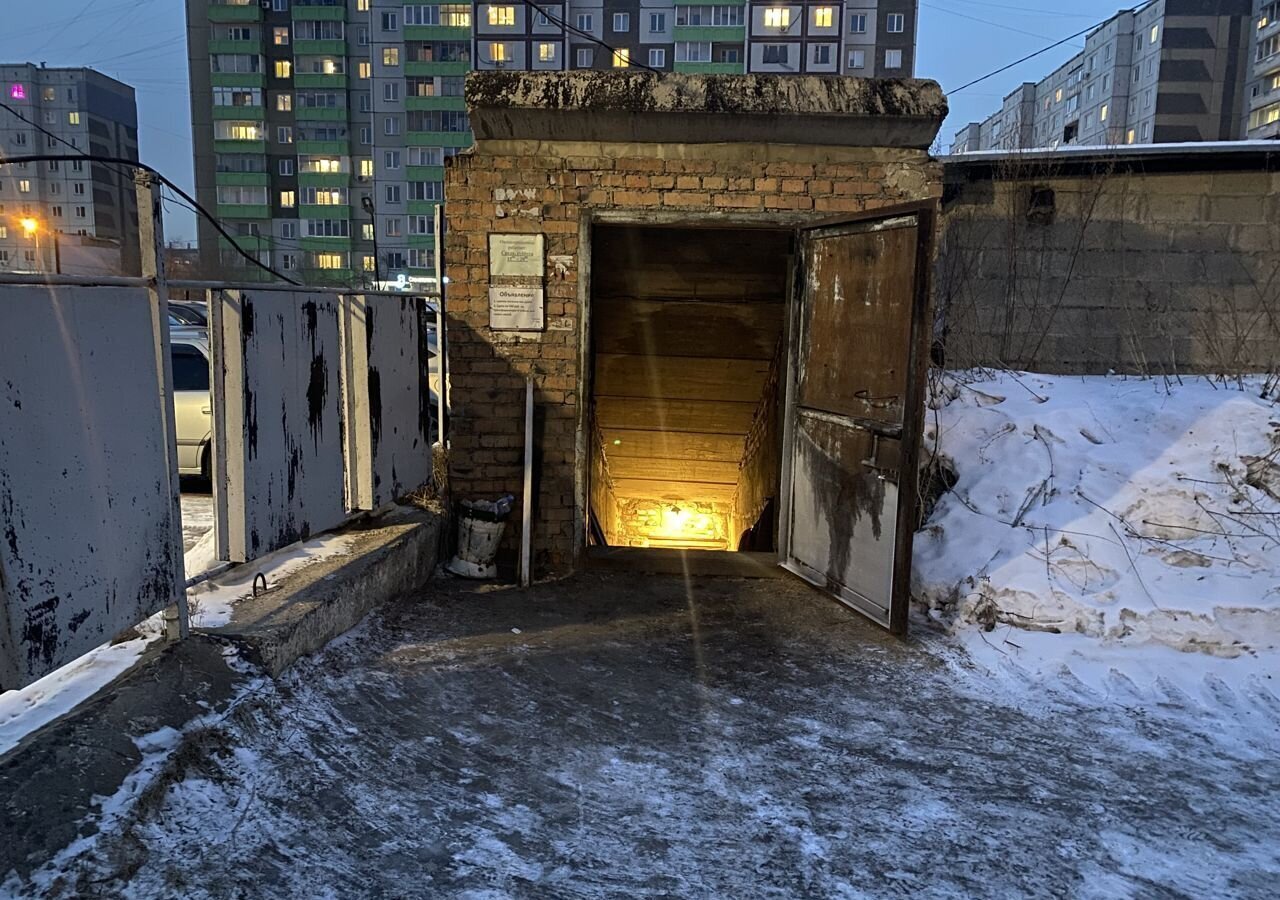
[588,224,791,556]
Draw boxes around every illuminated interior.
[588,224,790,552]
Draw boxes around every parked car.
[169,301,209,327]
[170,330,212,479]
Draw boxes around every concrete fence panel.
[211,289,347,563]
[341,294,434,511]
[0,285,183,690]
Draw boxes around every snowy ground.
[916,372,1280,669]
[11,574,1278,898]
[179,487,214,553]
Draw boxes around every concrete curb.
[0,504,444,887]
[203,504,443,676]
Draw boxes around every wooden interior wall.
[591,225,789,516]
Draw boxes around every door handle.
[202,407,211,415]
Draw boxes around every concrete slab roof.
[465,72,948,150]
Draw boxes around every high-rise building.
[188,1,918,284]
[950,0,1253,155]
[1246,0,1280,139]
[0,64,141,276]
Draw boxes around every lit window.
[360,158,374,178]
[763,8,790,29]
[362,255,376,272]
[383,48,400,66]
[9,84,25,100]
[280,191,296,208]
[490,42,509,62]
[277,93,292,111]
[488,6,515,26]
[18,180,30,193]
[275,60,292,78]
[316,253,344,270]
[357,0,369,10]
[1100,103,1108,122]
[1150,25,1159,43]
[67,112,80,125]
[612,47,630,67]
[1126,128,1136,144]
[273,27,289,45]
[359,61,371,79]
[362,222,375,240]
[813,7,832,28]
[539,43,556,62]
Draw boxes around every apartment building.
[1247,0,1280,138]
[950,0,1253,154]
[189,0,916,283]
[0,64,140,276]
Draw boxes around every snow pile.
[915,372,1280,659]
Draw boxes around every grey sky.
[2,0,1125,244]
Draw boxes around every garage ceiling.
[592,226,790,505]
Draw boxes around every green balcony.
[300,204,351,219]
[408,200,441,215]
[214,139,267,155]
[405,61,470,78]
[297,140,349,155]
[407,233,437,246]
[301,268,356,285]
[406,95,466,111]
[217,203,271,220]
[293,39,348,55]
[407,165,445,182]
[292,6,345,20]
[211,73,265,88]
[215,171,271,186]
[407,131,473,148]
[301,237,353,252]
[672,26,747,42]
[209,4,262,22]
[404,25,471,41]
[673,61,745,74]
[294,73,348,89]
[218,234,271,253]
[299,172,351,188]
[295,106,348,121]
[213,105,264,120]
[208,39,259,54]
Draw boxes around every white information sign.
[489,234,545,277]
[489,286,545,331]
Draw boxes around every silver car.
[170,329,212,478]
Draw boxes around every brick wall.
[939,153,1280,375]
[444,140,942,574]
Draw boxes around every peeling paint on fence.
[0,285,183,690]
[341,295,434,511]
[212,290,347,563]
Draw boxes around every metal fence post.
[136,171,190,641]
[433,202,447,447]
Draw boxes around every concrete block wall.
[444,141,942,574]
[939,156,1280,375]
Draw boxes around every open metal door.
[779,204,934,634]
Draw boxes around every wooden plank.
[611,479,739,502]
[595,396,757,435]
[593,299,785,360]
[594,354,770,403]
[606,456,741,485]
[599,428,745,462]
[592,226,792,303]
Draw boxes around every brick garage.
[443,72,946,577]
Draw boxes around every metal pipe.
[520,378,534,587]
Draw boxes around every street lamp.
[17,217,60,274]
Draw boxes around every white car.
[170,329,212,478]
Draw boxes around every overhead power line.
[949,23,1097,95]
[0,100,299,285]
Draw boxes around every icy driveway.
[58,574,1280,897]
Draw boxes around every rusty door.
[779,206,933,634]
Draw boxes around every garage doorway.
[587,224,790,561]
[584,208,934,634]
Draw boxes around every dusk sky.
[3,0,1126,243]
